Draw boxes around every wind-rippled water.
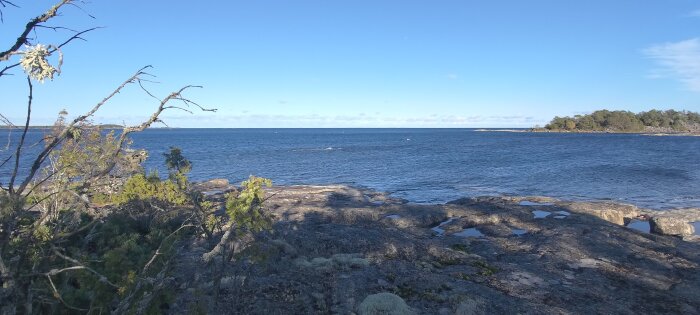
[3,128,700,210]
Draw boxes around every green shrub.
[112,173,189,205]
[226,176,272,233]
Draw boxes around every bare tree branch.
[142,224,194,273]
[8,76,32,194]
[71,83,215,189]
[0,62,19,76]
[66,1,95,19]
[55,27,99,49]
[0,0,19,23]
[0,251,11,292]
[35,25,81,33]
[0,0,72,61]
[51,247,118,288]
[45,274,88,312]
[0,27,97,78]
[14,66,152,195]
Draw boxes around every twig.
[14,66,152,195]
[8,77,32,194]
[51,247,118,288]
[142,224,194,273]
[0,62,19,77]
[0,27,97,78]
[0,0,18,23]
[45,274,87,311]
[55,27,100,49]
[0,0,72,61]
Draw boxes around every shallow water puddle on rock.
[454,228,484,238]
[431,218,456,236]
[553,210,570,219]
[385,214,401,219]
[519,201,555,206]
[512,229,527,236]
[626,219,650,233]
[532,210,551,219]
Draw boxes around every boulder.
[202,178,229,187]
[358,292,414,315]
[193,178,233,194]
[649,217,695,237]
[561,202,639,225]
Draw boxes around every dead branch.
[75,82,216,189]
[51,247,118,288]
[0,26,98,79]
[0,0,18,23]
[8,77,33,193]
[0,26,101,77]
[56,27,99,49]
[202,225,235,263]
[142,224,195,273]
[45,274,87,312]
[0,251,12,291]
[0,113,17,156]
[0,0,72,61]
[14,66,152,195]
[0,62,18,77]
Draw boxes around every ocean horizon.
[3,128,699,210]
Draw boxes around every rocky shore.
[173,182,700,314]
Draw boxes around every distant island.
[534,109,700,134]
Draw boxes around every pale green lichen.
[294,253,369,271]
[331,253,370,268]
[20,44,62,82]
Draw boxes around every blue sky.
[1,0,700,127]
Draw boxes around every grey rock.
[559,201,639,225]
[650,217,695,236]
[358,293,414,315]
[165,185,700,315]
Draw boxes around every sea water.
[2,128,699,210]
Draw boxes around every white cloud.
[157,113,538,128]
[644,38,700,91]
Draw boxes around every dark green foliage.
[450,243,469,253]
[472,261,499,276]
[164,146,192,174]
[164,146,192,190]
[454,272,471,281]
[54,209,189,313]
[544,109,700,132]
[3,148,197,313]
[395,284,417,299]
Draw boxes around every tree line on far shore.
[542,109,700,132]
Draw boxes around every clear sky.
[1,0,700,128]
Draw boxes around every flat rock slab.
[169,185,700,315]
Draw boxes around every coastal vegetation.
[541,109,700,133]
[0,1,272,313]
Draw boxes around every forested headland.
[538,109,700,133]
